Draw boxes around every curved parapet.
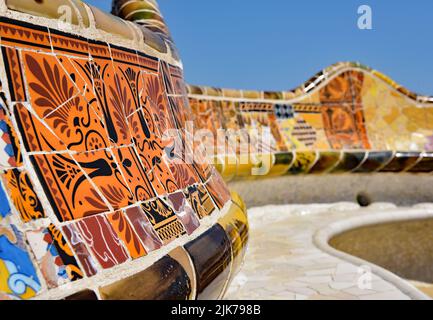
[0,0,248,300]
[188,62,433,180]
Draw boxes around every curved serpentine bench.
[187,62,433,205]
[0,0,247,300]
[0,0,431,300]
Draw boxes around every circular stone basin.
[329,218,433,284]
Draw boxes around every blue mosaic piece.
[0,185,11,219]
[0,226,41,299]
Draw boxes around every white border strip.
[313,209,433,300]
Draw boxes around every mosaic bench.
[0,0,248,300]
[0,0,431,300]
[188,63,433,180]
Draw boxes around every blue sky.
[88,0,433,95]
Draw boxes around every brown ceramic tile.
[62,224,98,277]
[379,152,421,173]
[99,253,193,300]
[308,151,342,174]
[205,169,232,210]
[64,290,98,300]
[330,151,367,173]
[184,224,232,300]
[353,151,394,173]
[76,215,129,269]
[408,153,433,173]
[166,191,200,235]
[124,206,163,252]
[107,210,147,259]
[218,202,249,283]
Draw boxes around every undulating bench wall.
[187,63,433,180]
[0,0,248,300]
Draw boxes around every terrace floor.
[225,203,433,300]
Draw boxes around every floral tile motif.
[167,159,200,190]
[76,215,129,269]
[124,206,163,252]
[143,72,176,137]
[166,191,200,235]
[0,224,41,299]
[30,153,110,222]
[113,146,156,202]
[26,224,83,288]
[62,224,98,277]
[73,150,134,211]
[319,71,354,103]
[152,155,180,195]
[107,211,147,259]
[140,198,186,244]
[321,104,371,150]
[21,52,111,152]
[110,60,142,119]
[168,96,191,130]
[22,52,79,120]
[1,168,45,223]
[13,103,67,152]
[85,43,133,148]
[184,184,217,219]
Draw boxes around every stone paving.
[225,203,432,300]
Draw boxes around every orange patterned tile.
[0,18,52,53]
[73,149,134,211]
[30,153,110,222]
[113,146,156,202]
[1,168,45,222]
[107,210,147,259]
[22,52,110,152]
[13,103,66,152]
[22,52,79,119]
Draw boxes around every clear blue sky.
[88,0,433,95]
